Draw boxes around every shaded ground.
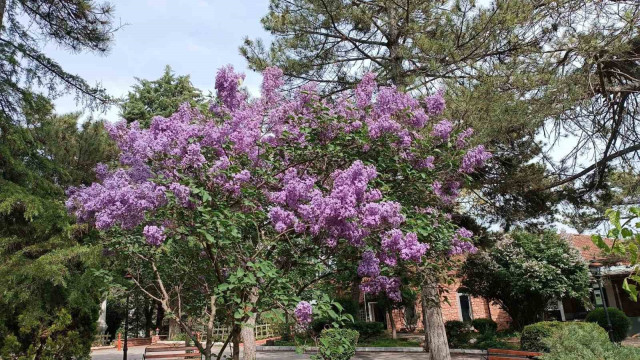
[91,346,482,359]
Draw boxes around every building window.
[458,293,473,322]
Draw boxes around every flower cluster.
[268,161,405,247]
[360,276,402,302]
[459,145,492,174]
[425,90,445,116]
[143,225,166,246]
[449,228,478,255]
[294,301,313,325]
[432,180,461,204]
[431,119,453,140]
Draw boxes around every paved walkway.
[91,346,482,360]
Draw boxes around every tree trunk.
[351,276,361,304]
[144,299,154,337]
[155,301,165,332]
[231,325,241,360]
[387,307,397,339]
[422,275,451,360]
[241,287,259,360]
[421,292,429,353]
[168,318,180,340]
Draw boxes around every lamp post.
[124,273,133,360]
[589,262,614,342]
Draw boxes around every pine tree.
[0,1,117,358]
[0,95,117,359]
[121,65,205,127]
[242,0,640,230]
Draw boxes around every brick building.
[360,234,640,335]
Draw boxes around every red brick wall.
[384,279,511,331]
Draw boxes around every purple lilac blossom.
[169,183,191,206]
[66,66,478,288]
[360,276,402,302]
[432,180,461,204]
[215,65,246,111]
[425,90,445,116]
[456,128,474,148]
[448,227,477,255]
[358,251,381,277]
[355,72,377,108]
[261,67,284,104]
[459,145,492,174]
[416,156,435,169]
[431,119,453,140]
[95,163,109,180]
[143,225,166,246]
[294,301,313,325]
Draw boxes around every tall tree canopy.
[121,66,205,126]
[0,96,116,359]
[460,231,590,330]
[242,0,640,230]
[0,1,117,358]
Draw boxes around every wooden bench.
[487,348,542,360]
[143,346,202,360]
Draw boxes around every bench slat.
[488,348,542,357]
[144,354,201,359]
[145,347,200,352]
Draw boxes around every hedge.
[471,318,498,334]
[317,328,359,360]
[520,321,565,352]
[544,322,640,360]
[585,307,630,342]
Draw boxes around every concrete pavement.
[91,346,482,360]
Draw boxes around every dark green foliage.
[586,307,631,342]
[473,332,510,350]
[0,94,116,358]
[471,318,498,335]
[444,320,471,348]
[121,66,205,127]
[315,328,359,360]
[344,321,384,341]
[520,321,564,352]
[461,231,590,330]
[335,298,359,318]
[543,322,640,360]
[310,318,332,336]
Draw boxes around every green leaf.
[623,278,638,302]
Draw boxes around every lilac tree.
[66,66,488,360]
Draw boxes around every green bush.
[585,307,630,342]
[542,322,640,360]
[310,318,332,336]
[315,328,359,360]
[471,318,498,334]
[344,321,385,340]
[520,321,564,352]
[474,332,510,350]
[445,320,471,348]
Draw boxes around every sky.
[48,0,273,122]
